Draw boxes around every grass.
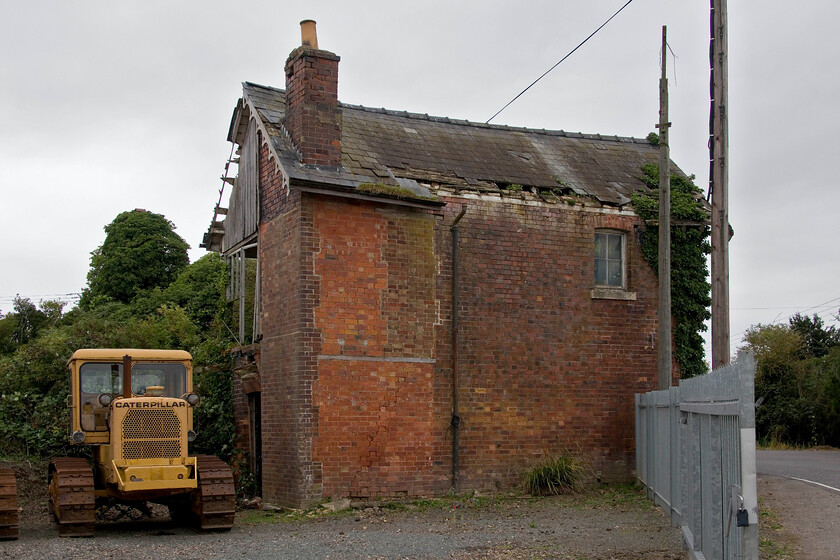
[577,483,654,511]
[757,439,801,450]
[237,484,654,527]
[757,439,839,451]
[758,496,797,560]
[522,452,584,496]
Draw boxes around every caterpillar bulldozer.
[48,349,235,536]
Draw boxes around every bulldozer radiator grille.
[121,409,181,460]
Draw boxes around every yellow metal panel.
[111,458,197,492]
[69,349,193,362]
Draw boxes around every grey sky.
[2,1,838,361]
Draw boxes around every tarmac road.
[757,449,840,490]
[758,449,840,560]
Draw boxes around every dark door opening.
[248,392,262,496]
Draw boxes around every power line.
[728,296,840,344]
[733,300,840,311]
[486,0,636,124]
[0,293,81,301]
[0,293,81,311]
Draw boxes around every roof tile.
[240,81,681,205]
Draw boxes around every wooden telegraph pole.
[710,0,730,368]
[657,26,672,390]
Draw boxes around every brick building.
[203,21,685,508]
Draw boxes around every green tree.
[789,312,839,359]
[11,296,49,345]
[0,314,16,355]
[820,349,840,447]
[743,318,840,446]
[81,210,190,306]
[131,253,229,332]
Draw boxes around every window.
[78,362,188,432]
[79,362,187,398]
[594,231,625,288]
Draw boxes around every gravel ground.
[2,460,685,560]
[759,475,840,560]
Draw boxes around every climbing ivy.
[631,164,711,378]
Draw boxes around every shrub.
[523,451,584,495]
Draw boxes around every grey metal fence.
[635,351,759,560]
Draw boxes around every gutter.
[450,205,467,492]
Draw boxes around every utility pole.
[657,25,672,390]
[710,0,731,368]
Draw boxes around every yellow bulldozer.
[45,348,235,536]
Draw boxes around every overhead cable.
[486,0,636,124]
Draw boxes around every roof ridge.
[340,102,646,143]
[242,81,648,145]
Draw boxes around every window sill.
[590,287,637,301]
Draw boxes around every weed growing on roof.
[357,182,439,202]
[505,183,524,193]
[631,164,711,378]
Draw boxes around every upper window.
[594,231,625,288]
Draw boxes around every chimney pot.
[300,19,318,49]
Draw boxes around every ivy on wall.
[631,163,712,378]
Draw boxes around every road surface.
[758,449,840,491]
[758,449,840,560]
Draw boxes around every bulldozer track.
[49,457,95,537]
[191,455,235,531]
[0,468,18,540]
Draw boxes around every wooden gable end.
[223,119,260,254]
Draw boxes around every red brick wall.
[255,135,324,506]
[254,172,664,504]
[435,195,661,487]
[309,198,448,498]
[232,374,249,455]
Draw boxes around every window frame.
[594,229,626,289]
[591,229,636,301]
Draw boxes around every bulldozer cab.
[78,361,188,432]
[68,349,194,444]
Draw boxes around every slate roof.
[236,81,676,206]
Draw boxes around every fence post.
[635,394,645,490]
[738,350,759,560]
[646,392,655,500]
[669,385,681,527]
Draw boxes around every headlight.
[187,430,197,442]
[98,393,113,407]
[184,393,200,406]
[71,430,86,444]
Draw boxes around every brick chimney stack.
[284,20,342,167]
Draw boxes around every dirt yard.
[2,457,685,560]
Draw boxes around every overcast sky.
[2,1,838,362]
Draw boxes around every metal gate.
[636,350,759,560]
